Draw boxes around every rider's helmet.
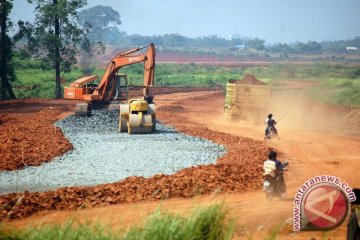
[268,114,273,119]
[267,150,277,160]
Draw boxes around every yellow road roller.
[119,99,156,134]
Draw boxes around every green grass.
[13,68,85,99]
[306,76,360,107]
[0,221,117,240]
[10,58,360,107]
[0,205,343,240]
[123,204,233,240]
[0,204,234,240]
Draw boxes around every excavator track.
[74,100,112,117]
[90,100,110,110]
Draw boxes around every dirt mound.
[0,109,72,171]
[0,114,15,125]
[0,159,264,220]
[230,74,267,85]
[337,108,360,135]
[0,108,270,220]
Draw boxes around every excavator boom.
[97,43,156,101]
[64,43,156,102]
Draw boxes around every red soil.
[0,109,72,171]
[0,92,271,221]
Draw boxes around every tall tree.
[245,38,265,50]
[27,0,87,98]
[78,5,121,43]
[0,0,16,100]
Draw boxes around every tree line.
[1,0,88,100]
[1,1,359,100]
[106,33,360,54]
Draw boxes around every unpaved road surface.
[2,87,360,239]
[0,91,270,222]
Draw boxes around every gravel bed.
[0,110,225,194]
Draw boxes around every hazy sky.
[10,0,360,44]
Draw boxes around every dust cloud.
[225,83,348,135]
[269,88,347,133]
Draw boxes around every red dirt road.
[2,89,360,239]
[156,90,360,238]
[0,91,272,222]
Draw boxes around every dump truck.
[224,74,271,121]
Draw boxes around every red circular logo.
[303,184,349,230]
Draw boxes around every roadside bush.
[0,204,234,240]
[124,204,233,240]
[349,67,360,78]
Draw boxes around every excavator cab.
[113,73,129,102]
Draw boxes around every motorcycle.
[265,126,279,140]
[263,161,288,200]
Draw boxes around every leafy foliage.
[245,38,265,50]
[78,5,121,43]
[25,0,87,98]
[0,0,16,100]
[87,27,360,56]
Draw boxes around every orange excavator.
[64,43,156,134]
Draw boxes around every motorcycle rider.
[264,113,278,138]
[263,150,285,189]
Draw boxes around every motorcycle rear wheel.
[266,191,273,201]
[265,186,274,201]
[279,184,287,200]
[280,191,286,200]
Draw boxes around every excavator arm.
[64,43,156,123]
[95,43,156,101]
